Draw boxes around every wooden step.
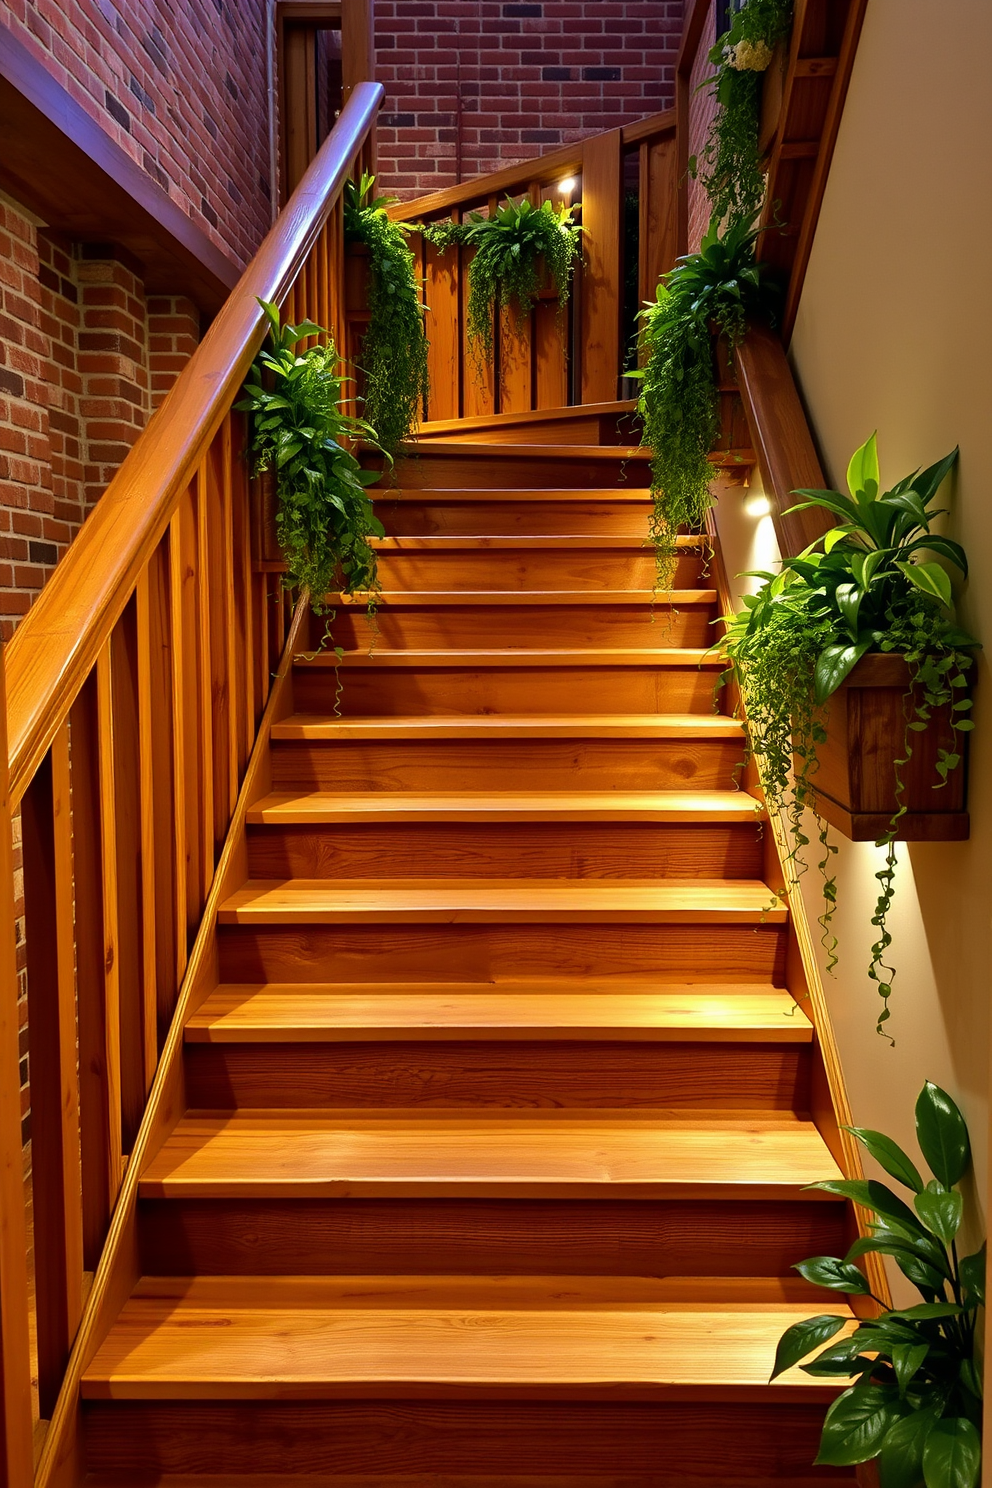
[138,1111,839,1200]
[271,713,744,741]
[300,649,723,669]
[218,879,787,926]
[83,1475,855,1487]
[247,791,761,825]
[369,547,695,594]
[373,490,654,538]
[384,444,653,488]
[327,598,716,650]
[186,983,811,1044]
[82,1274,852,1401]
[333,590,715,604]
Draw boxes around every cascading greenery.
[343,173,430,456]
[236,298,384,614]
[773,1082,984,1488]
[692,0,795,223]
[719,436,978,1037]
[634,213,780,586]
[420,195,582,373]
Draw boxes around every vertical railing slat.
[95,644,123,1196]
[168,511,190,980]
[135,572,159,1088]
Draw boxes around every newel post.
[0,643,34,1487]
[579,127,623,404]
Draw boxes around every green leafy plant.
[692,0,794,223]
[719,436,978,1034]
[634,213,780,585]
[421,195,582,373]
[344,173,430,456]
[236,299,384,613]
[773,1081,984,1487]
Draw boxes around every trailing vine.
[692,0,794,223]
[420,196,582,375]
[719,436,978,1037]
[634,213,780,587]
[344,173,430,456]
[236,299,384,616]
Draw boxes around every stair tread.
[247,790,762,825]
[297,649,724,668]
[139,1110,840,1199]
[380,484,656,500]
[218,879,787,925]
[185,983,813,1043]
[372,535,686,549]
[330,590,716,605]
[82,1274,852,1400]
[270,713,744,740]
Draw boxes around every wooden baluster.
[462,205,496,419]
[231,415,257,763]
[579,128,623,404]
[220,420,240,814]
[135,572,160,1085]
[22,725,85,1418]
[256,574,271,716]
[318,222,331,339]
[422,231,458,421]
[204,440,231,852]
[95,645,123,1196]
[0,645,33,1488]
[638,133,678,313]
[535,182,569,409]
[167,511,190,980]
[141,540,179,1042]
[195,463,215,893]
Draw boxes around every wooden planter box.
[809,652,970,842]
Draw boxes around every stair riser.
[138,1197,848,1278]
[372,551,690,591]
[83,1399,840,1478]
[183,1040,811,1111]
[374,499,654,537]
[245,822,763,881]
[271,738,746,794]
[384,453,654,488]
[327,605,715,649]
[218,923,788,985]
[292,666,723,718]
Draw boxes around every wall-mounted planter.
[809,652,970,842]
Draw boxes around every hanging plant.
[634,213,780,586]
[420,195,582,373]
[719,436,978,1037]
[773,1081,984,1488]
[343,173,430,456]
[236,298,384,614]
[691,0,794,223]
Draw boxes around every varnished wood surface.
[83,1274,852,1400]
[138,1111,839,1200]
[185,983,812,1043]
[82,1475,855,1487]
[218,878,787,925]
[247,790,761,824]
[300,649,725,669]
[270,713,744,741]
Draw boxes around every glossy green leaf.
[910,448,959,508]
[896,560,953,608]
[891,1342,929,1396]
[813,639,873,704]
[959,1244,985,1306]
[914,1187,963,1245]
[915,1083,971,1188]
[847,432,880,501]
[844,1126,925,1193]
[813,1179,933,1242]
[770,1313,848,1380]
[922,1417,981,1488]
[794,1256,871,1294]
[879,1409,939,1488]
[816,1384,909,1467]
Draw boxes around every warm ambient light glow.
[557,177,576,194]
[743,491,772,518]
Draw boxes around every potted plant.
[236,298,384,614]
[420,195,582,376]
[634,213,780,586]
[691,0,795,223]
[773,1081,984,1488]
[343,173,430,456]
[719,435,978,1035]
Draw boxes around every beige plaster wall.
[765,0,992,1246]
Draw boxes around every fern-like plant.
[693,0,794,223]
[344,173,430,455]
[236,299,384,613]
[421,196,582,372]
[634,213,780,584]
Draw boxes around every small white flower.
[729,38,774,72]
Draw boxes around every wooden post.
[342,0,375,103]
[578,128,622,405]
[0,644,34,1487]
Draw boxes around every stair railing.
[0,79,383,1486]
[383,109,677,420]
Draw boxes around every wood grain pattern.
[247,790,761,824]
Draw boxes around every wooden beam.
[579,129,622,405]
[342,0,375,103]
[0,23,238,311]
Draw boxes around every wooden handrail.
[4,80,383,810]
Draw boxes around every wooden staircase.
[77,443,857,1485]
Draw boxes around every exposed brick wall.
[148,296,200,409]
[686,2,717,253]
[0,0,273,270]
[375,0,686,200]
